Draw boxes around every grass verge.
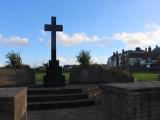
[35,72,70,82]
[132,72,158,81]
[36,71,159,82]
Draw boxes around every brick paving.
[28,104,106,120]
[27,84,107,120]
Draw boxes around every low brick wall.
[102,81,160,120]
[70,68,134,84]
[0,87,27,120]
[0,68,35,87]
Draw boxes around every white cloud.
[37,23,160,49]
[92,57,98,63]
[30,56,107,67]
[37,29,47,44]
[0,59,5,67]
[37,37,44,43]
[0,34,29,46]
[57,56,107,66]
[145,22,160,30]
[38,29,47,36]
[91,56,107,64]
[57,32,103,46]
[31,59,47,68]
[38,28,109,46]
[57,56,78,66]
[57,56,67,63]
[113,23,160,48]
[30,57,76,67]
[0,63,3,67]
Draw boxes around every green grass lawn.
[132,72,159,81]
[36,71,159,82]
[35,72,70,82]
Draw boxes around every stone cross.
[44,16,63,61]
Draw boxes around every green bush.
[6,50,22,68]
[105,67,133,78]
[76,50,91,66]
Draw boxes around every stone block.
[48,60,59,69]
[43,60,65,87]
[0,68,35,87]
[102,81,160,120]
[70,67,134,84]
[0,87,27,120]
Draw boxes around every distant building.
[108,45,160,71]
[63,65,78,71]
[36,66,46,72]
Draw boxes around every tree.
[6,50,22,68]
[76,50,91,66]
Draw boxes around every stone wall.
[0,87,27,120]
[70,67,134,84]
[0,68,35,87]
[102,81,160,120]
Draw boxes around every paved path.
[28,103,106,120]
[27,84,107,120]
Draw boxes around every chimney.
[136,47,140,51]
[148,46,151,52]
[145,48,147,52]
[122,49,125,53]
[116,51,118,55]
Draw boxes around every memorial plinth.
[0,87,27,120]
[102,81,160,120]
[43,16,65,87]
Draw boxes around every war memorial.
[1,17,160,120]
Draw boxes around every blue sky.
[0,0,160,67]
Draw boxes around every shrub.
[104,67,133,78]
[76,50,91,66]
[6,50,22,68]
[5,50,30,69]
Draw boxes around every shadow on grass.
[35,72,70,83]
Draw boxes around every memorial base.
[43,60,65,87]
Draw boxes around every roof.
[152,46,160,53]
[109,46,160,59]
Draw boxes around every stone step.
[28,93,89,102]
[28,88,82,95]
[28,98,95,110]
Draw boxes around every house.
[108,46,160,71]
[63,65,78,71]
